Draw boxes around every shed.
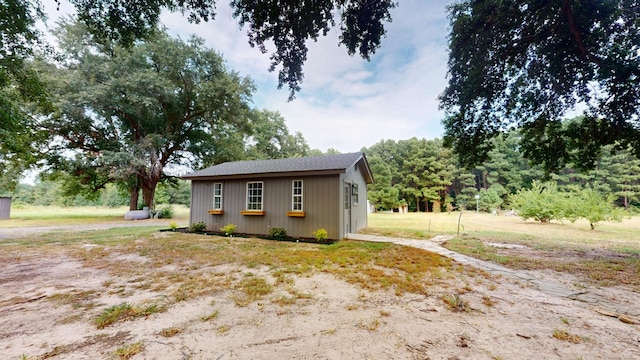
[0,197,11,220]
[182,152,374,240]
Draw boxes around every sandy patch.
[1,253,639,360]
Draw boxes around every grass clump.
[159,327,182,337]
[115,342,144,359]
[240,276,272,298]
[201,310,220,322]
[95,302,165,329]
[552,329,582,343]
[442,293,470,312]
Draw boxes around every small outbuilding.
[0,197,11,220]
[182,152,374,240]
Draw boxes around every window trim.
[352,183,359,206]
[291,179,303,212]
[245,181,264,211]
[213,183,223,210]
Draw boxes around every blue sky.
[42,1,452,153]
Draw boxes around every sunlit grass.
[366,212,640,288]
[0,205,189,228]
[366,212,640,251]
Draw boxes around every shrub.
[268,227,287,239]
[313,228,328,241]
[190,222,206,232]
[220,223,237,235]
[157,205,174,219]
[509,181,626,228]
[169,221,178,231]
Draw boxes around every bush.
[157,205,174,219]
[220,223,237,235]
[268,227,287,239]
[190,222,206,232]
[313,228,328,241]
[509,181,625,229]
[508,181,563,223]
[169,221,178,231]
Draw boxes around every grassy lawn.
[366,211,640,251]
[0,205,190,228]
[366,212,640,288]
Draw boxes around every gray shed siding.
[190,175,341,239]
[339,161,369,238]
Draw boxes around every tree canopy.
[0,0,51,189]
[57,0,396,99]
[40,21,257,209]
[440,0,640,173]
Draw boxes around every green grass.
[0,205,189,228]
[367,212,640,251]
[95,302,166,329]
[368,212,640,288]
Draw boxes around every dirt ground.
[1,234,639,359]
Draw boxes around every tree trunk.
[142,180,158,210]
[140,151,164,210]
[624,196,629,209]
[129,187,139,210]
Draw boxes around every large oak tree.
[42,21,255,209]
[440,0,640,173]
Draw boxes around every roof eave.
[182,169,346,181]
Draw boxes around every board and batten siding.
[190,175,341,239]
[339,160,369,238]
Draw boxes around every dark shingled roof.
[183,152,372,182]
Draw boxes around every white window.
[213,183,223,209]
[246,181,263,210]
[292,180,303,211]
[352,183,359,205]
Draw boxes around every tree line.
[363,129,640,213]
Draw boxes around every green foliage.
[366,155,399,210]
[95,303,133,329]
[63,0,396,99]
[220,223,237,235]
[160,180,191,206]
[478,186,504,212]
[244,110,310,160]
[509,181,625,228]
[564,189,625,229]
[268,227,287,239]
[364,137,454,212]
[156,205,174,219]
[41,21,256,209]
[101,184,129,208]
[0,1,51,192]
[509,182,564,223]
[169,221,178,231]
[441,1,640,172]
[313,228,328,241]
[190,222,207,233]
